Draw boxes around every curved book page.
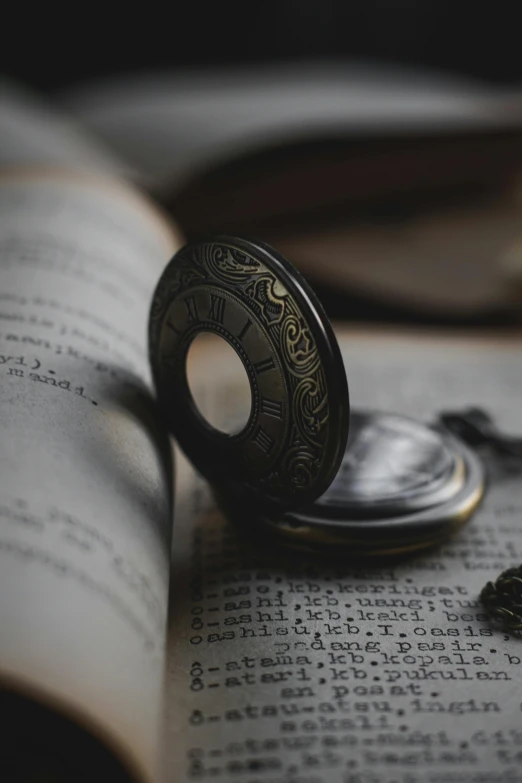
[0,87,180,783]
[0,79,124,174]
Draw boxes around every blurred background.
[2,1,522,325]
[4,2,522,89]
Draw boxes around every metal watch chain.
[438,407,522,634]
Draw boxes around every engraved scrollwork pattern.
[293,377,328,447]
[204,242,260,283]
[217,241,330,495]
[244,276,286,325]
[282,441,322,490]
[280,315,321,377]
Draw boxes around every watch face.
[314,411,465,517]
[226,412,485,556]
[149,236,349,513]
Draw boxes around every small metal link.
[480,566,522,632]
[441,409,522,634]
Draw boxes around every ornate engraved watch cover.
[149,236,485,554]
[148,236,349,512]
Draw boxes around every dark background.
[2,1,521,92]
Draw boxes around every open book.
[64,64,522,320]
[1,83,522,783]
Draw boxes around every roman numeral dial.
[208,294,226,324]
[254,357,275,375]
[238,318,252,342]
[184,295,199,323]
[252,426,275,455]
[261,398,283,419]
[150,236,345,513]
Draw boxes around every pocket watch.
[148,236,488,556]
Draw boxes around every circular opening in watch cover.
[148,236,349,512]
[186,333,252,434]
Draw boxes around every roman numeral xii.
[208,294,226,324]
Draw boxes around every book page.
[0,80,124,174]
[0,90,181,783]
[164,329,522,783]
